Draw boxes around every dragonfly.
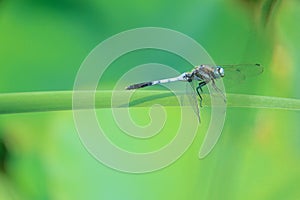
[126,64,263,120]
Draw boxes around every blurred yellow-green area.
[0,0,300,199]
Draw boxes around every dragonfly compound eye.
[218,67,225,77]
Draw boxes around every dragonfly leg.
[196,81,206,107]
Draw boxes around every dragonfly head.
[215,66,225,78]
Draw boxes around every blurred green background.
[0,0,300,199]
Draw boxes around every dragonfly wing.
[222,63,263,81]
[185,81,200,122]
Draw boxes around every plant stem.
[0,91,299,115]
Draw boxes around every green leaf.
[0,91,299,115]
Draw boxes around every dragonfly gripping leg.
[196,81,206,107]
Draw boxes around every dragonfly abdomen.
[126,82,153,90]
[126,74,187,90]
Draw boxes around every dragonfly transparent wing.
[185,81,200,122]
[221,64,263,82]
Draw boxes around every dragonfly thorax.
[192,65,224,82]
